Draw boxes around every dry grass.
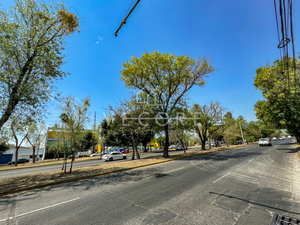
[0,156,102,171]
[0,143,255,196]
[294,144,300,160]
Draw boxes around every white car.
[102,152,127,161]
[259,138,272,146]
[90,152,101,157]
[272,137,277,141]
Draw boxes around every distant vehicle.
[259,138,272,146]
[288,135,292,139]
[169,145,176,149]
[77,151,89,157]
[102,152,127,161]
[279,137,283,140]
[272,137,277,141]
[7,158,29,165]
[176,145,188,151]
[68,154,79,159]
[118,148,130,154]
[90,152,101,157]
[282,136,286,139]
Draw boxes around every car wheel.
[109,157,113,161]
[123,156,126,159]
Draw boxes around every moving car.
[102,152,127,161]
[118,148,130,154]
[90,152,101,157]
[7,158,29,165]
[259,138,272,146]
[176,145,188,151]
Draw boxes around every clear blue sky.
[3,0,300,127]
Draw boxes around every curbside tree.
[121,51,215,157]
[0,0,80,130]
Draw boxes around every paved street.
[0,149,200,179]
[0,139,299,225]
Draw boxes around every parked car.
[279,137,283,140]
[102,152,127,161]
[288,135,292,139]
[7,158,29,165]
[90,152,101,157]
[259,138,272,146]
[169,145,176,149]
[176,145,188,151]
[272,137,277,141]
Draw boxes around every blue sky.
[3,0,300,127]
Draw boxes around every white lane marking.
[213,172,231,183]
[248,158,254,162]
[5,197,80,220]
[0,218,8,222]
[166,167,184,173]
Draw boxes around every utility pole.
[239,122,245,144]
[115,0,141,37]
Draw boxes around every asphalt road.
[0,148,202,179]
[1,139,299,225]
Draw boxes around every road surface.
[0,139,299,225]
[0,149,199,179]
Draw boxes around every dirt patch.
[0,143,255,197]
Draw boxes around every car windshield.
[260,138,268,141]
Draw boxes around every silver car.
[259,138,272,146]
[102,152,127,161]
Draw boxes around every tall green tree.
[0,0,80,129]
[59,95,90,173]
[254,56,300,142]
[26,122,46,163]
[121,51,215,157]
[191,101,225,150]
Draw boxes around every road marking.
[166,167,184,173]
[248,158,254,162]
[0,197,80,221]
[213,172,230,183]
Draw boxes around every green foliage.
[254,56,300,142]
[0,141,9,155]
[120,51,215,156]
[0,0,80,129]
[191,101,225,150]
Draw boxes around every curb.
[0,144,255,197]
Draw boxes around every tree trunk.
[163,123,169,157]
[131,145,135,160]
[14,147,19,167]
[69,150,75,174]
[135,144,140,159]
[32,146,36,163]
[180,139,186,154]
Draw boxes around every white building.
[5,147,45,162]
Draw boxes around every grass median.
[0,143,256,197]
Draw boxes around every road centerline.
[166,167,184,173]
[213,172,231,183]
[15,197,80,220]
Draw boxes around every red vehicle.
[119,148,130,153]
